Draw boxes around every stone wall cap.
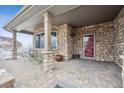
[42,51,53,54]
[10,49,17,51]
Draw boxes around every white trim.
[4,5,80,32]
[82,33,96,60]
[4,6,34,31]
[34,32,44,49]
[34,32,44,36]
[4,5,55,31]
[4,6,30,27]
[51,31,58,50]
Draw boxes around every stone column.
[120,55,124,87]
[42,12,54,72]
[43,12,52,51]
[12,30,17,59]
[42,51,54,72]
[33,35,35,49]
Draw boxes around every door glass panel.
[84,34,94,58]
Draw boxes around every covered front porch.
[4,5,124,70]
[0,58,122,88]
[3,5,124,87]
[3,6,122,56]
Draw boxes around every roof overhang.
[3,5,123,34]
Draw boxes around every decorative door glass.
[83,34,94,58]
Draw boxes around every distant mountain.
[0,36,22,49]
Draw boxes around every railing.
[28,49,43,63]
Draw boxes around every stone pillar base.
[11,49,17,59]
[42,51,54,72]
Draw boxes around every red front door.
[83,34,95,58]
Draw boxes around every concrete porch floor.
[0,58,122,88]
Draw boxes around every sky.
[0,5,32,48]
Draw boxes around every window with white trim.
[35,32,57,49]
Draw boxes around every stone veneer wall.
[33,22,115,62]
[33,24,73,60]
[114,7,124,67]
[57,24,73,60]
[67,25,74,60]
[33,7,124,63]
[74,21,114,62]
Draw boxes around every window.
[40,33,44,48]
[35,34,40,48]
[51,32,57,49]
[35,32,57,49]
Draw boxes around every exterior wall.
[58,24,73,60]
[74,21,114,62]
[114,7,124,88]
[33,24,73,60]
[32,7,124,64]
[33,25,58,51]
[67,25,74,60]
[33,22,115,62]
[114,7,124,67]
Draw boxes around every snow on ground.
[0,50,11,60]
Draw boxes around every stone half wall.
[74,21,114,62]
[114,7,124,67]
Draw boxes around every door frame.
[82,33,96,60]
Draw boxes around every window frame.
[34,31,58,50]
[35,33,41,48]
[51,31,58,50]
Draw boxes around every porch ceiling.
[54,5,123,27]
[4,5,123,33]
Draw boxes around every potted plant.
[55,54,63,62]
